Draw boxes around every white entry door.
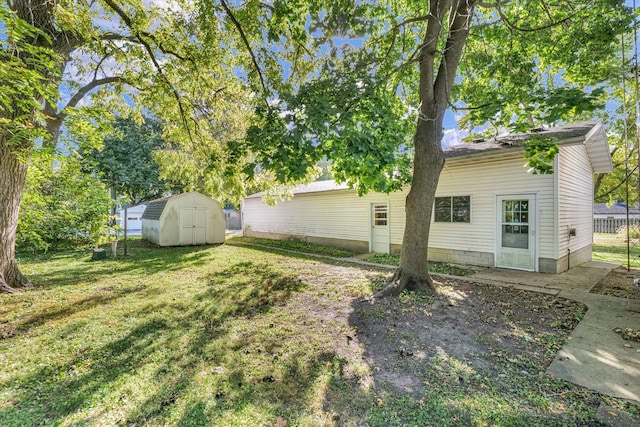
[180,207,208,245]
[371,203,390,253]
[496,196,536,271]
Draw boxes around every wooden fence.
[226,216,242,230]
[593,217,640,233]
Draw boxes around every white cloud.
[441,128,468,147]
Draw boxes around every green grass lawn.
[593,233,640,268]
[227,236,354,258]
[2,240,380,426]
[1,238,637,426]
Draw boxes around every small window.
[374,204,388,226]
[434,196,470,223]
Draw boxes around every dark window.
[434,196,470,223]
[374,204,388,226]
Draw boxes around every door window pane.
[374,205,387,226]
[501,199,529,249]
[502,225,529,249]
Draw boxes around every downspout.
[566,224,574,271]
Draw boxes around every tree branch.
[384,15,430,37]
[99,33,138,43]
[448,101,493,111]
[595,164,639,199]
[92,50,114,81]
[495,0,594,33]
[220,0,267,94]
[377,16,431,71]
[478,0,511,8]
[63,76,127,111]
[102,0,192,140]
[434,0,477,108]
[418,0,453,109]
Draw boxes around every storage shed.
[141,192,225,246]
[242,120,613,273]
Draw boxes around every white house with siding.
[242,121,613,273]
[116,204,146,232]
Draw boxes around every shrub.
[17,151,113,251]
[617,224,640,240]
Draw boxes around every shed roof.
[141,192,222,220]
[140,197,170,220]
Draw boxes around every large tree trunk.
[0,0,79,293]
[376,110,445,297]
[376,0,475,298]
[0,133,32,293]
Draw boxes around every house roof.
[594,202,640,215]
[244,121,613,199]
[445,120,613,173]
[283,180,350,195]
[245,180,350,199]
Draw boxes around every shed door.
[180,207,208,245]
[193,208,207,244]
[371,203,390,253]
[496,196,536,271]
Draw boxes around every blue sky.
[1,0,637,149]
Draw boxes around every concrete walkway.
[471,261,640,403]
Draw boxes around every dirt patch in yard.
[348,277,585,396]
[276,256,637,424]
[591,268,640,300]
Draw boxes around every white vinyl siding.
[557,145,593,253]
[243,153,558,260]
[243,190,375,242]
[431,154,556,259]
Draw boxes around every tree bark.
[376,108,445,297]
[376,0,476,297]
[0,133,32,292]
[0,0,82,293]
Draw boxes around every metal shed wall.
[141,192,225,246]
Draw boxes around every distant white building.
[592,202,640,233]
[593,202,640,220]
[223,206,241,230]
[116,204,146,231]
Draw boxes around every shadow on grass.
[0,318,171,426]
[224,241,390,275]
[0,259,340,426]
[20,243,219,289]
[8,286,145,337]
